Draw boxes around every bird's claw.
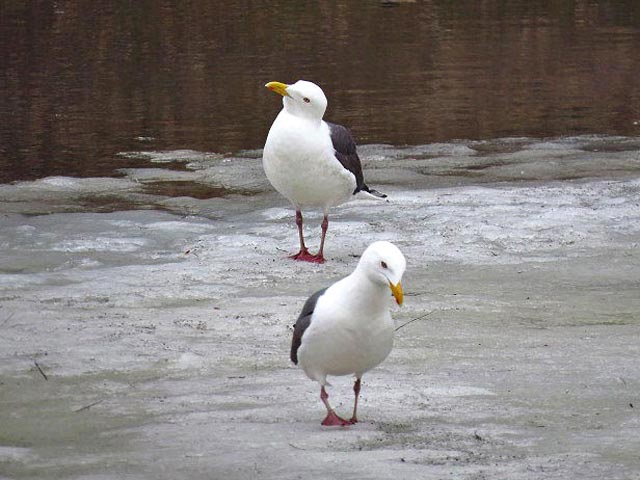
[321,411,352,427]
[290,250,325,263]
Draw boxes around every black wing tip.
[290,331,299,364]
[361,185,387,198]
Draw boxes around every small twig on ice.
[74,400,104,413]
[395,310,436,332]
[34,361,48,381]
[0,312,15,328]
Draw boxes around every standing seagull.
[291,241,406,426]
[263,80,386,263]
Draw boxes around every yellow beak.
[389,281,403,306]
[265,81,290,97]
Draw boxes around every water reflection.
[1,1,639,183]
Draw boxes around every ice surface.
[1,136,639,479]
[0,176,141,200]
[118,149,223,163]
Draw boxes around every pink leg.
[290,210,313,261]
[320,386,351,426]
[350,377,361,424]
[308,215,328,264]
[290,211,326,264]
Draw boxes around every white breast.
[297,277,395,383]
[263,112,357,212]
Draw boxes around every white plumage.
[291,241,406,426]
[263,80,386,263]
[263,85,355,210]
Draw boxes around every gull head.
[266,79,328,121]
[357,241,406,305]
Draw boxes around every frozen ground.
[1,135,639,479]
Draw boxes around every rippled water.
[1,1,640,183]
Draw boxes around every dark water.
[1,1,640,183]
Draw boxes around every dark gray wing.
[327,122,387,198]
[290,288,327,365]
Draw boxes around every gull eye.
[381,261,388,269]
[303,97,310,103]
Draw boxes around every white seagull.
[263,80,386,263]
[290,241,406,426]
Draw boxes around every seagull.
[290,241,406,426]
[263,80,386,263]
